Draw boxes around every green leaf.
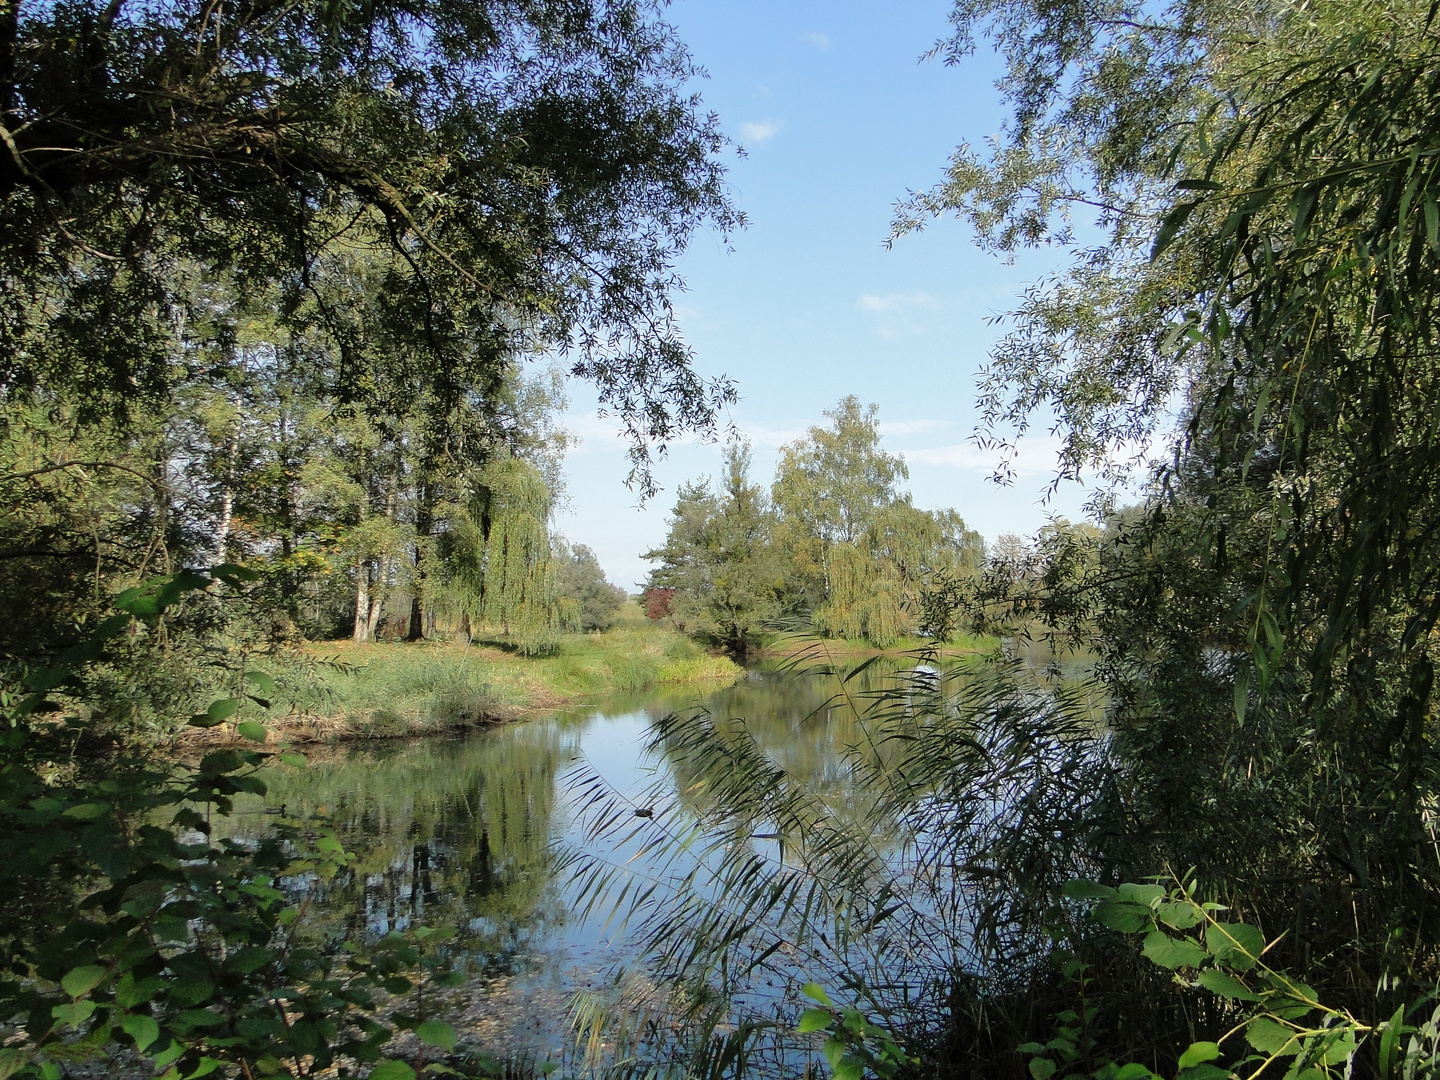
[370,1061,417,1080]
[1379,1004,1404,1079]
[61,803,108,821]
[61,965,107,998]
[1114,1065,1153,1080]
[1178,1042,1221,1070]
[1117,883,1166,908]
[237,721,268,743]
[1205,923,1264,970]
[1028,1058,1057,1080]
[798,1009,833,1034]
[244,671,278,695]
[209,563,261,584]
[1061,879,1115,900]
[834,1057,864,1080]
[279,752,307,768]
[415,1020,456,1052]
[1153,199,1200,260]
[1197,969,1260,1002]
[1142,930,1207,969]
[1245,1017,1299,1057]
[206,698,241,723]
[0,1048,28,1080]
[51,1001,96,1030]
[1156,902,1203,930]
[1179,1065,1230,1080]
[122,1014,161,1052]
[1093,900,1150,932]
[801,982,834,1007]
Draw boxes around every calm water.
[223,650,1105,1067]
[227,663,922,1062]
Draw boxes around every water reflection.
[222,654,1093,1060]
[229,720,578,979]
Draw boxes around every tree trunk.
[353,560,371,642]
[216,423,239,563]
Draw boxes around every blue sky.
[553,0,1095,590]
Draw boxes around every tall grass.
[277,626,741,738]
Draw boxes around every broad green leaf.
[1141,930,1208,969]
[122,1014,161,1052]
[279,751,307,768]
[1028,1058,1057,1080]
[834,1057,864,1080]
[801,982,833,1007]
[1094,900,1150,932]
[370,1061,417,1080]
[209,563,261,584]
[1179,1065,1230,1080]
[206,698,241,723]
[1206,922,1264,970]
[415,1020,456,1052]
[61,803,108,821]
[1061,879,1115,900]
[1178,1042,1221,1070]
[0,1048,27,1080]
[1117,883,1166,908]
[51,1001,96,1030]
[61,965,107,998]
[1156,902,1203,930]
[798,1009,833,1034]
[237,721,268,743]
[1114,1064,1153,1080]
[1197,969,1260,1002]
[244,671,278,694]
[185,1058,222,1079]
[1246,1017,1299,1056]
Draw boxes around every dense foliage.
[644,399,986,652]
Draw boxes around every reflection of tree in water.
[230,722,577,977]
[656,662,918,818]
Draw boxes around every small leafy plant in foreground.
[1021,876,1440,1080]
[0,568,475,1080]
[796,982,915,1080]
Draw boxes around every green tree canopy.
[1,0,737,486]
[553,540,628,632]
[644,444,783,656]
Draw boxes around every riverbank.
[185,625,742,746]
[754,629,1000,665]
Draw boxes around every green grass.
[275,625,742,739]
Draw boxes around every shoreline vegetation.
[185,624,743,746]
[179,623,1002,749]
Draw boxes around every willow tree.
[438,457,558,654]
[893,0,1440,1021]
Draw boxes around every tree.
[1,0,738,492]
[903,0,1440,1020]
[644,444,782,656]
[772,397,984,643]
[553,540,628,632]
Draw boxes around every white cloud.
[878,418,948,437]
[802,31,831,50]
[907,435,1066,478]
[739,119,782,143]
[857,291,939,313]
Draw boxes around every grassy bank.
[217,625,742,743]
